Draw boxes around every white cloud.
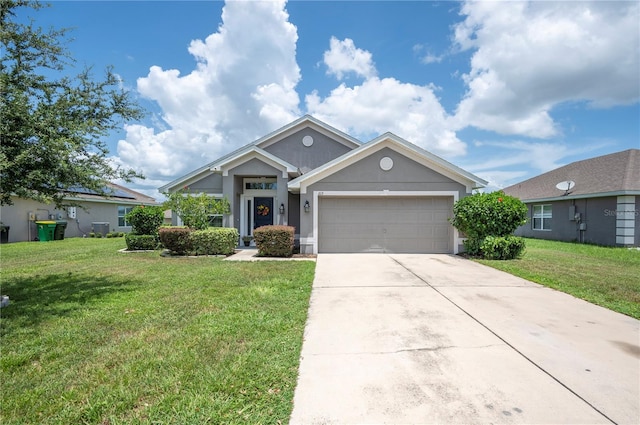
[113,0,638,198]
[413,43,444,64]
[473,170,529,193]
[467,140,572,174]
[308,39,466,157]
[461,138,609,191]
[453,0,640,137]
[117,0,301,182]
[324,37,377,80]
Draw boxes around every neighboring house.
[1,183,157,243]
[160,115,486,254]
[503,149,639,247]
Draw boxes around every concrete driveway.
[289,254,639,424]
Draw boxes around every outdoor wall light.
[304,200,310,212]
[279,203,285,214]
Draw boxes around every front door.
[254,197,274,230]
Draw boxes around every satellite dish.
[555,180,575,195]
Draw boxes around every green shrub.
[451,191,527,239]
[163,190,230,231]
[125,205,165,235]
[88,232,95,238]
[190,228,239,256]
[480,235,526,260]
[125,234,158,250]
[158,227,193,254]
[463,237,484,257]
[254,225,295,257]
[451,191,527,259]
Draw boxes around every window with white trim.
[208,214,223,227]
[533,204,552,230]
[118,206,134,227]
[207,194,226,227]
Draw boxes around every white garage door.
[318,196,453,253]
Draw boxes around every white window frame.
[243,177,277,195]
[118,205,134,227]
[207,214,224,228]
[174,193,225,227]
[533,204,552,231]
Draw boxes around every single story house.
[503,149,639,247]
[1,183,157,243]
[160,115,486,254]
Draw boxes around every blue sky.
[24,1,640,198]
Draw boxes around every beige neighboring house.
[0,183,157,243]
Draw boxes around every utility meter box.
[67,207,77,219]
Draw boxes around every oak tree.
[0,0,144,207]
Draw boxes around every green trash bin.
[0,225,9,244]
[54,221,68,240]
[35,221,56,242]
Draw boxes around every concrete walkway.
[290,254,639,424]
[224,248,316,262]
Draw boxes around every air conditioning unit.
[92,222,110,236]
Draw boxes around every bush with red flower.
[450,191,527,259]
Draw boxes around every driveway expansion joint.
[389,254,620,425]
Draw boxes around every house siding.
[262,128,353,173]
[299,147,467,253]
[616,195,638,246]
[183,173,223,193]
[288,192,301,239]
[636,196,640,246]
[515,197,620,246]
[1,197,134,242]
[634,196,640,247]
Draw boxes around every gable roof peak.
[252,114,362,149]
[289,131,487,193]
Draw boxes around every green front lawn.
[0,238,315,424]
[476,238,640,319]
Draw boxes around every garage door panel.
[318,196,453,254]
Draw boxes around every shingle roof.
[64,182,157,205]
[503,149,640,201]
[158,115,361,192]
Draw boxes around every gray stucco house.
[160,115,486,254]
[1,183,158,242]
[503,149,639,247]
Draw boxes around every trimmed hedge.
[158,227,193,255]
[191,228,239,256]
[125,234,159,250]
[158,227,239,256]
[253,225,295,257]
[480,235,526,260]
